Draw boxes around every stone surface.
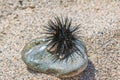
[22,38,88,78]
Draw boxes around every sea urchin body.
[44,16,83,60]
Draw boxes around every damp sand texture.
[0,0,120,80]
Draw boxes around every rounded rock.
[21,38,88,78]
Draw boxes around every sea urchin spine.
[44,16,83,60]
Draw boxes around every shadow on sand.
[62,60,96,80]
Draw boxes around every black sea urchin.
[44,16,82,60]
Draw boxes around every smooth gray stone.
[21,38,88,78]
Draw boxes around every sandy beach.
[0,0,120,80]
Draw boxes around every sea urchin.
[44,16,83,60]
[22,16,88,78]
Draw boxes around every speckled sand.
[0,0,120,80]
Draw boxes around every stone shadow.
[62,60,96,80]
